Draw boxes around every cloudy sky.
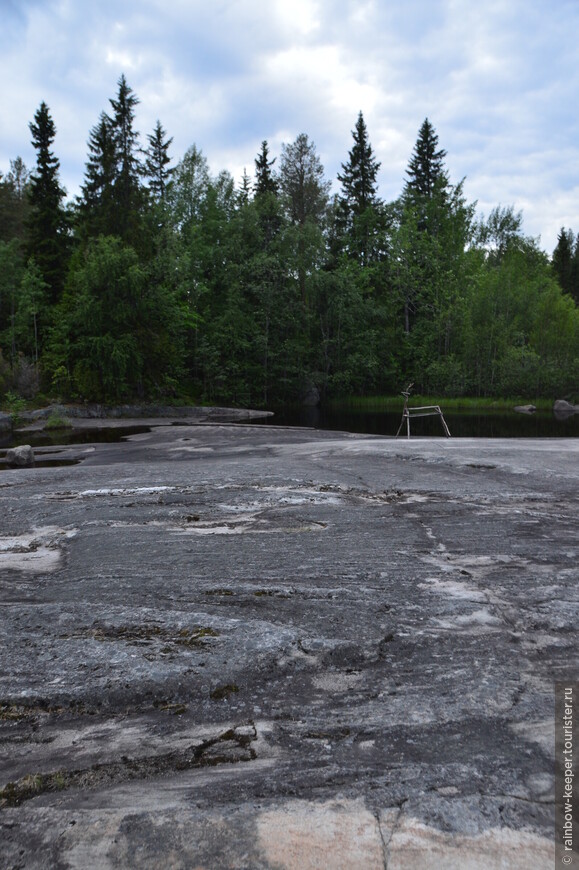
[1,0,578,253]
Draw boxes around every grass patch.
[45,412,73,430]
[329,395,554,413]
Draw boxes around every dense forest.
[1,75,578,408]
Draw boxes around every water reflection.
[260,406,579,438]
[1,411,577,450]
[0,426,151,450]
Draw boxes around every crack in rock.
[0,723,257,808]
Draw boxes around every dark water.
[1,411,577,454]
[259,405,579,438]
[0,426,151,450]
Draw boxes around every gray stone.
[553,398,579,418]
[0,411,12,432]
[0,424,575,868]
[29,403,70,420]
[20,403,274,426]
[513,404,536,414]
[5,444,35,467]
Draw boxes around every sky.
[1,0,578,254]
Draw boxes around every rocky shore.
[0,422,577,868]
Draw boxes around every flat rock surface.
[0,423,577,868]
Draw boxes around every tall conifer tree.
[78,112,117,239]
[404,118,448,204]
[254,140,278,197]
[77,76,146,248]
[109,74,143,242]
[27,102,69,301]
[338,112,380,216]
[253,140,282,247]
[552,227,574,295]
[337,111,382,264]
[572,234,579,304]
[144,121,173,203]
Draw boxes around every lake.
[1,407,577,452]
[259,405,579,438]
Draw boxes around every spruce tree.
[78,112,117,239]
[77,76,146,249]
[27,102,69,302]
[572,234,579,304]
[337,111,382,264]
[109,74,143,242]
[238,168,252,206]
[395,119,473,345]
[253,141,282,248]
[144,121,173,203]
[404,118,448,203]
[552,227,574,295]
[254,141,278,197]
[338,112,380,216]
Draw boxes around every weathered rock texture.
[23,403,273,422]
[5,444,35,467]
[0,424,577,868]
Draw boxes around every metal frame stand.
[395,384,451,438]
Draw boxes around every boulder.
[30,404,69,420]
[513,404,536,414]
[553,399,579,419]
[5,444,35,468]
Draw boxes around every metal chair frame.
[395,384,451,438]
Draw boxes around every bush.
[3,391,27,428]
[45,411,72,430]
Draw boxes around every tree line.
[1,74,578,407]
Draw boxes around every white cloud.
[1,0,578,251]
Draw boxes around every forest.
[1,74,578,409]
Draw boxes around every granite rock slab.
[0,423,577,868]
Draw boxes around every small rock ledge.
[22,403,274,423]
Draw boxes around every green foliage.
[46,236,186,402]
[76,77,148,255]
[460,228,579,396]
[254,140,278,197]
[552,226,579,304]
[0,157,31,243]
[45,410,72,430]
[144,121,174,203]
[3,390,27,427]
[26,102,70,302]
[14,258,49,363]
[77,113,118,241]
[404,118,449,203]
[336,112,383,266]
[2,90,576,408]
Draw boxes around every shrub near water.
[45,411,72,430]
